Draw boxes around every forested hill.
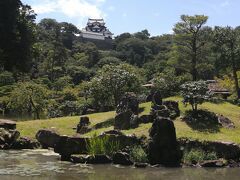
[0,0,240,120]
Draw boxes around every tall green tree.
[173,15,209,80]
[214,26,240,99]
[0,0,36,72]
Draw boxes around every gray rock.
[36,129,60,148]
[200,159,226,167]
[116,92,139,115]
[76,116,92,134]
[113,152,133,165]
[54,136,89,157]
[148,117,181,166]
[0,119,16,130]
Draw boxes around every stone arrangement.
[114,93,139,130]
[0,119,39,149]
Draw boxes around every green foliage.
[129,146,148,163]
[214,26,240,99]
[8,81,48,119]
[183,149,217,164]
[86,134,120,156]
[152,68,191,97]
[87,64,142,109]
[181,81,209,112]
[0,71,15,86]
[173,15,212,80]
[0,0,36,72]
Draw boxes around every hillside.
[16,97,240,143]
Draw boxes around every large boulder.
[76,116,92,134]
[116,92,139,115]
[114,110,139,130]
[54,135,89,160]
[0,128,20,149]
[114,93,140,130]
[0,119,16,130]
[36,129,60,148]
[147,117,181,166]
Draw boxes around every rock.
[36,129,60,148]
[99,131,141,148]
[116,92,139,115]
[0,128,20,149]
[152,91,162,106]
[134,162,148,168]
[163,101,180,119]
[70,154,87,163]
[11,137,40,149]
[148,117,181,166]
[76,116,92,134]
[114,110,132,130]
[200,159,226,167]
[138,115,153,124]
[113,152,133,165]
[130,114,139,128]
[71,154,112,164]
[54,136,88,158]
[217,115,235,129]
[0,119,16,130]
[86,154,112,164]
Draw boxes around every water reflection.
[0,150,240,180]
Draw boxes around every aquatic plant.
[86,133,120,156]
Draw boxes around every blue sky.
[22,0,240,36]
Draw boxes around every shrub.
[183,149,217,164]
[86,134,120,156]
[181,81,209,112]
[129,146,148,163]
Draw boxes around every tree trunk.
[191,38,197,81]
[231,49,240,99]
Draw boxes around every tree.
[180,81,209,112]
[173,15,209,80]
[9,82,48,119]
[0,0,36,72]
[87,64,141,109]
[116,37,153,67]
[214,26,240,99]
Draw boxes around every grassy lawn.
[17,97,240,143]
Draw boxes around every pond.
[0,149,240,180]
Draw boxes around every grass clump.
[86,133,120,156]
[129,146,148,163]
[183,149,218,164]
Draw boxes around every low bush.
[183,149,217,164]
[129,146,148,163]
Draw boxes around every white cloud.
[32,0,106,18]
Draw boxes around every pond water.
[0,149,240,180]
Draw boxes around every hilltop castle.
[80,18,113,40]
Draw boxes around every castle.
[80,18,113,40]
